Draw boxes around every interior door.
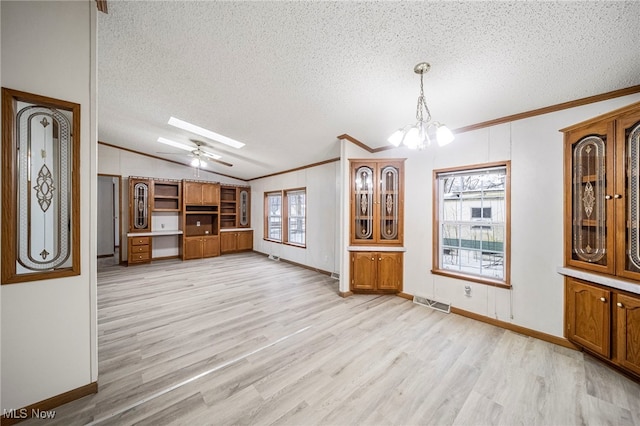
[97,175,116,257]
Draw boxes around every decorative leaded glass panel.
[133,182,149,229]
[17,104,72,271]
[627,122,640,271]
[379,166,399,240]
[239,189,249,226]
[354,166,373,241]
[572,135,606,264]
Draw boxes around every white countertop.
[557,266,640,295]
[348,246,406,252]
[127,230,183,237]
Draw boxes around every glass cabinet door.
[566,121,614,274]
[239,189,250,227]
[131,179,150,231]
[379,165,399,241]
[353,165,374,243]
[618,115,640,279]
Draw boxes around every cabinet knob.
[600,297,607,303]
[614,194,622,199]
[371,257,374,261]
[379,257,382,261]
[617,302,624,308]
[605,195,612,200]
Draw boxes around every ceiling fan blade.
[200,150,222,160]
[204,157,233,167]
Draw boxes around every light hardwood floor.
[21,252,640,425]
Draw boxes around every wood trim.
[1,382,97,425]
[337,134,374,153]
[98,141,247,182]
[249,157,339,181]
[450,306,580,350]
[338,85,640,153]
[339,291,353,298]
[559,99,640,133]
[455,85,640,134]
[98,173,123,265]
[253,250,333,277]
[95,0,108,13]
[2,88,81,285]
[396,292,413,301]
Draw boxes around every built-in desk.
[127,230,183,265]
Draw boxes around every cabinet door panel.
[237,230,253,251]
[377,252,402,291]
[564,120,615,275]
[615,293,640,375]
[351,252,375,290]
[202,184,219,205]
[220,233,237,253]
[617,114,640,281]
[183,237,203,260]
[566,279,611,357]
[184,182,203,205]
[203,236,219,257]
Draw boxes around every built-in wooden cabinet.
[184,181,219,205]
[562,101,640,380]
[350,251,403,293]
[350,159,404,246]
[153,179,181,211]
[181,180,220,259]
[563,101,640,279]
[183,235,219,259]
[349,158,405,294]
[129,177,151,232]
[565,277,640,377]
[128,236,151,264]
[220,185,251,229]
[221,230,253,253]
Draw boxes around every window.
[286,189,306,246]
[433,162,510,287]
[264,188,306,247]
[265,192,282,242]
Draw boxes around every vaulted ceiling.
[98,1,640,180]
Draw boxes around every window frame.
[285,188,306,247]
[264,191,283,243]
[432,161,511,288]
[263,187,307,248]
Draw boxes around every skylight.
[168,117,245,149]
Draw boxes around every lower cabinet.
[128,236,151,265]
[565,277,640,377]
[220,230,253,254]
[183,235,219,260]
[350,251,402,293]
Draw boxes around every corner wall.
[1,1,98,410]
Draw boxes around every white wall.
[393,93,640,337]
[250,161,341,274]
[1,1,97,410]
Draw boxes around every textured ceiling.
[98,1,640,180]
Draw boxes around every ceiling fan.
[157,137,232,175]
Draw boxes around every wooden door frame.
[98,173,123,265]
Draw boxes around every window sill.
[431,269,511,289]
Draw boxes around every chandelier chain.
[415,72,432,123]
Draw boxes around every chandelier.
[388,62,454,149]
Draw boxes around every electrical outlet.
[464,285,471,297]
[196,221,201,226]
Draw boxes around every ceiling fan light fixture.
[388,62,454,150]
[168,117,245,149]
[191,157,206,168]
